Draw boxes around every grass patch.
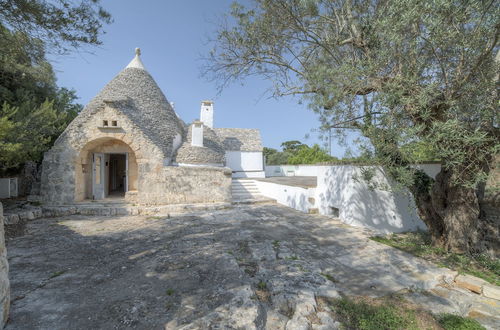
[256,280,267,290]
[438,314,485,330]
[272,240,280,248]
[330,296,484,330]
[49,270,66,279]
[331,296,419,330]
[321,273,338,283]
[370,232,500,286]
[166,288,175,296]
[286,255,299,261]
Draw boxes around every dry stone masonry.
[38,49,263,206]
[0,203,9,327]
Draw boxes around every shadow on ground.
[5,204,467,329]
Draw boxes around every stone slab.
[483,284,500,301]
[455,274,488,294]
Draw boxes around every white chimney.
[200,100,214,128]
[191,121,204,147]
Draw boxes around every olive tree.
[205,0,499,253]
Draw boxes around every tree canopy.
[264,141,335,165]
[0,0,112,53]
[0,25,81,174]
[207,0,499,253]
[0,0,111,174]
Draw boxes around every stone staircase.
[231,179,275,204]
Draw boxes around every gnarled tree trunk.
[411,168,482,253]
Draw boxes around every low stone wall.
[0,203,10,326]
[135,166,232,205]
[3,207,43,238]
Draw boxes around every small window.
[103,120,108,126]
[112,120,118,127]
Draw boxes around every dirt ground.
[5,204,496,329]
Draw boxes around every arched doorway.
[75,138,138,201]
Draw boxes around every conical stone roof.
[58,48,184,159]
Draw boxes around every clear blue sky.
[49,1,354,157]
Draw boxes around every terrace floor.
[253,176,318,188]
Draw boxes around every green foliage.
[401,141,440,163]
[0,0,112,53]
[0,25,81,174]
[280,140,305,153]
[370,232,500,286]
[207,0,499,190]
[438,314,485,330]
[288,144,335,164]
[265,141,335,165]
[263,147,291,165]
[331,297,419,330]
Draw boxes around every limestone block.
[0,203,9,327]
[4,215,19,225]
[266,310,288,329]
[455,274,487,294]
[482,284,500,301]
[33,209,42,218]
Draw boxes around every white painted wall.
[315,166,428,233]
[256,181,315,213]
[226,151,265,178]
[259,164,441,233]
[191,122,204,147]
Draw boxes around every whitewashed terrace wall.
[260,164,441,233]
[257,181,315,213]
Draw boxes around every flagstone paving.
[5,204,499,329]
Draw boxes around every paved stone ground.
[5,204,499,329]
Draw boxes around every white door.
[124,152,129,192]
[92,153,105,200]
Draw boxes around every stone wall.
[131,166,233,205]
[0,203,10,326]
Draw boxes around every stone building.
[39,49,263,205]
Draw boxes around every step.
[231,184,258,188]
[232,192,261,197]
[231,188,260,192]
[231,196,276,205]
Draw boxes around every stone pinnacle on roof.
[126,47,146,70]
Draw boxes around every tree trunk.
[411,169,481,253]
